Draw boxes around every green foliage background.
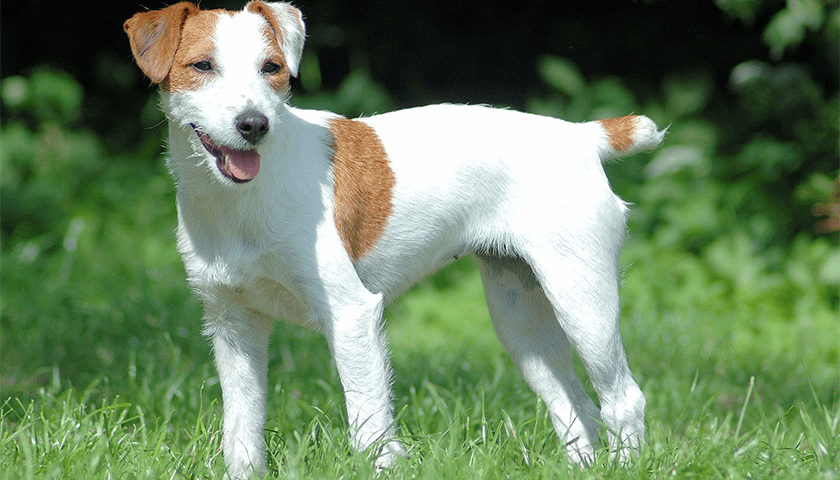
[1,0,838,477]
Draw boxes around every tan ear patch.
[124,2,200,84]
[599,115,639,152]
[329,118,395,261]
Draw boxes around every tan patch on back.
[329,118,395,261]
[599,115,639,151]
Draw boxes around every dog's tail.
[595,115,666,162]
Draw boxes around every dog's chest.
[184,239,314,326]
[230,276,310,326]
[176,203,316,327]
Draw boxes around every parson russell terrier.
[125,2,664,477]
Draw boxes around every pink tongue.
[221,146,260,181]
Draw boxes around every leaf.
[763,0,825,60]
[28,68,84,123]
[536,55,586,97]
[663,73,714,118]
[1,76,29,109]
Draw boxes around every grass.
[2,157,838,478]
[2,301,838,479]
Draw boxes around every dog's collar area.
[190,124,261,183]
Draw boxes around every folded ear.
[246,2,306,77]
[124,2,199,83]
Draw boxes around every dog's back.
[351,104,663,299]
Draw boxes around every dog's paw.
[374,440,406,470]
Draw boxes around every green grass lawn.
[2,145,838,478]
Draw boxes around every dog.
[125,2,664,477]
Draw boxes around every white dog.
[125,2,664,477]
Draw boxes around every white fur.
[143,3,664,478]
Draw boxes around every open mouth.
[191,125,261,183]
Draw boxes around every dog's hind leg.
[477,253,602,464]
[523,245,646,463]
[204,308,274,479]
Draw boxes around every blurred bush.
[0,67,194,391]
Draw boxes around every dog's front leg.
[323,294,405,468]
[204,308,273,479]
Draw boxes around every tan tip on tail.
[598,115,666,161]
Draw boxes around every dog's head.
[124,2,305,183]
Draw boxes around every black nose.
[235,111,269,145]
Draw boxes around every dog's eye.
[261,61,282,75]
[192,60,213,72]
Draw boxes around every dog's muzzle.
[191,125,261,183]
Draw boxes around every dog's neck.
[165,104,337,255]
